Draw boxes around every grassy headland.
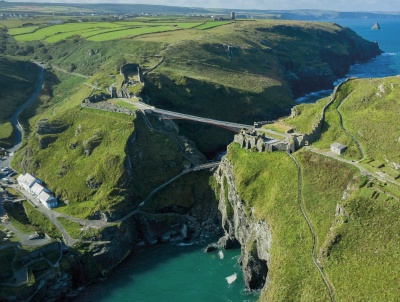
[225,75,400,300]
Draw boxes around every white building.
[31,182,45,197]
[17,173,58,209]
[330,142,347,155]
[17,173,41,193]
[39,191,58,209]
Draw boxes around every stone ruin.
[234,129,294,153]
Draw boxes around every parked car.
[1,167,10,172]
[1,178,11,184]
[6,171,15,177]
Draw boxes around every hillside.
[5,19,381,212]
[0,16,386,301]
[1,19,380,155]
[219,76,400,301]
[0,57,37,147]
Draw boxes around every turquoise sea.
[74,241,258,302]
[75,18,400,302]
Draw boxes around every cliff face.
[215,158,270,290]
[270,24,382,98]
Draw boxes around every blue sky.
[9,0,400,12]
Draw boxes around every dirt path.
[287,152,336,302]
[335,91,365,161]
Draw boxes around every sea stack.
[372,22,381,30]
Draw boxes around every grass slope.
[228,73,400,301]
[227,143,400,301]
[227,144,329,301]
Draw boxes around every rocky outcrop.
[372,22,381,30]
[215,158,271,290]
[35,119,68,149]
[36,119,67,135]
[82,133,102,157]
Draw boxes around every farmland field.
[7,26,39,35]
[8,21,209,43]
[87,25,178,41]
[195,21,233,30]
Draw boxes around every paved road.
[0,63,44,180]
[10,185,78,247]
[0,191,51,247]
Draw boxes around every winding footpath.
[287,152,335,302]
[119,162,220,222]
[335,92,365,161]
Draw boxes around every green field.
[285,96,330,134]
[9,21,207,43]
[7,26,39,35]
[195,21,233,30]
[227,142,400,301]
[108,99,138,111]
[87,25,177,42]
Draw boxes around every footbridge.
[122,99,254,131]
[153,108,253,131]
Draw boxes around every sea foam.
[226,273,237,284]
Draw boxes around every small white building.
[31,182,45,197]
[17,173,41,193]
[39,191,58,209]
[330,142,347,155]
[17,173,58,208]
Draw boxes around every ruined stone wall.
[81,100,136,116]
[291,78,352,149]
[234,131,292,153]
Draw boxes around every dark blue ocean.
[296,18,400,103]
[74,19,400,302]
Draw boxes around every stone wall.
[81,100,136,116]
[83,92,110,104]
[289,78,352,149]
[233,76,353,154]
